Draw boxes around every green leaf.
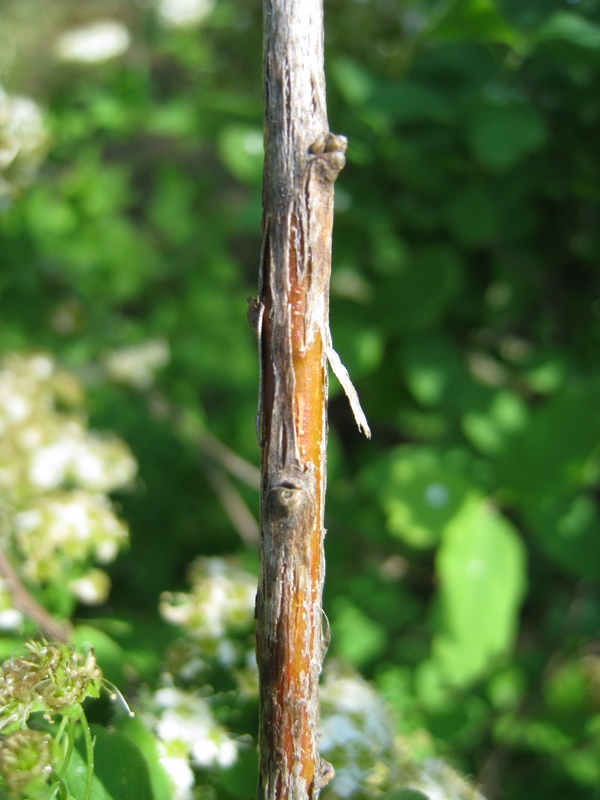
[462,390,529,456]
[145,101,199,137]
[70,625,126,688]
[370,81,453,124]
[432,496,526,685]
[377,245,463,333]
[65,725,156,800]
[535,11,600,50]
[366,447,473,549]
[427,0,521,48]
[330,57,374,105]
[329,320,383,381]
[383,791,429,800]
[148,167,195,245]
[498,382,600,498]
[401,335,485,411]
[466,101,547,173]
[116,717,173,800]
[444,183,501,247]
[525,494,600,582]
[331,598,387,667]
[218,125,263,184]
[218,745,259,799]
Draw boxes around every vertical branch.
[254,0,346,798]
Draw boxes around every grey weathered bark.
[252,1,368,799]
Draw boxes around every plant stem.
[77,707,94,800]
[55,716,74,782]
[255,0,344,797]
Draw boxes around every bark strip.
[254,1,344,797]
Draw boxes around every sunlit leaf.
[218,124,263,184]
[331,598,387,667]
[366,446,474,549]
[432,496,526,685]
[330,57,374,105]
[535,11,600,50]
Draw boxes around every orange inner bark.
[283,242,326,791]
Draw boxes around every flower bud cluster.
[0,729,53,799]
[0,641,103,734]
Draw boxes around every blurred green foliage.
[1,0,600,797]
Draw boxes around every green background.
[2,0,600,797]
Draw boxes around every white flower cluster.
[0,354,136,617]
[155,0,215,29]
[320,663,397,798]
[27,423,135,493]
[409,759,487,800]
[146,686,238,800]
[160,557,256,646]
[104,339,170,390]
[0,87,47,199]
[320,663,487,800]
[14,493,127,591]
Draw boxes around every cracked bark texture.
[254,0,343,798]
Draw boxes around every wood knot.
[269,481,306,515]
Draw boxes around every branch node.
[308,132,347,183]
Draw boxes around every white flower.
[104,339,170,390]
[13,509,42,533]
[0,90,45,168]
[53,500,91,540]
[156,0,215,28]
[0,608,23,632]
[69,569,111,604]
[29,438,75,489]
[0,88,47,195]
[412,759,487,800]
[55,21,131,64]
[28,427,136,492]
[158,750,195,800]
[192,731,238,768]
[14,492,128,584]
[160,557,256,645]
[28,355,53,380]
[2,394,30,425]
[319,664,396,798]
[153,687,238,769]
[0,352,134,608]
